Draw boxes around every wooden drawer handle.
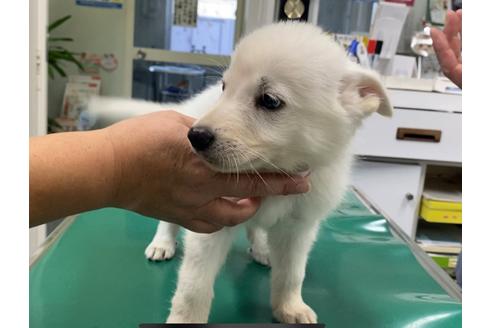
[396,128,442,143]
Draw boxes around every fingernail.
[298,170,311,177]
[300,181,311,193]
[293,180,310,193]
[293,175,307,182]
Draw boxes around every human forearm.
[29,130,116,226]
[29,111,309,232]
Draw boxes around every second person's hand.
[431,9,462,88]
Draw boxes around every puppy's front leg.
[268,219,320,324]
[145,221,180,261]
[167,228,235,323]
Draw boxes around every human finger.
[195,197,262,227]
[210,173,310,198]
[179,218,223,234]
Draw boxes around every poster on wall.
[76,0,123,9]
[174,0,198,27]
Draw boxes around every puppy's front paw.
[248,246,270,267]
[145,239,176,261]
[166,304,208,323]
[273,301,317,323]
[166,313,188,324]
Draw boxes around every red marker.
[367,40,377,68]
[367,40,377,54]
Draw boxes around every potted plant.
[47,15,84,133]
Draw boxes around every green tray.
[30,191,462,327]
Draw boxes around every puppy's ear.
[339,65,393,118]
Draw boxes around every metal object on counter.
[411,26,434,79]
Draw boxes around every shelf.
[416,220,461,255]
[429,253,458,270]
[419,166,462,225]
[420,190,462,225]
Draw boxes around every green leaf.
[61,52,84,70]
[46,15,84,79]
[49,50,72,60]
[48,65,54,79]
[51,50,84,71]
[47,117,63,134]
[50,61,67,77]
[48,15,72,32]
[48,45,67,51]
[48,37,74,42]
[48,117,62,128]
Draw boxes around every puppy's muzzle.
[188,126,215,152]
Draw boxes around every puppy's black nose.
[188,127,215,151]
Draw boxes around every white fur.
[89,22,392,323]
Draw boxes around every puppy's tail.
[79,83,221,130]
[80,96,166,129]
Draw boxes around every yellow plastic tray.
[420,197,462,224]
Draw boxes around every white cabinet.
[352,161,424,239]
[351,90,461,240]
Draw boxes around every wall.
[29,0,48,258]
[397,0,428,54]
[48,0,130,118]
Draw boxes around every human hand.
[104,111,310,233]
[431,9,462,88]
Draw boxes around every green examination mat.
[30,192,462,328]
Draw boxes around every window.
[134,0,238,56]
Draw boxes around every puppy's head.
[189,22,392,173]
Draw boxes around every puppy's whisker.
[218,149,232,181]
[232,153,240,186]
[223,144,241,185]
[226,152,235,181]
[225,156,231,181]
[248,162,271,191]
[240,147,297,183]
[236,150,272,191]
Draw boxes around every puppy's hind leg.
[167,228,235,323]
[145,221,179,261]
[247,226,270,266]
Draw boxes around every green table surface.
[30,192,462,328]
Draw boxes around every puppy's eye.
[222,81,225,91]
[257,93,283,111]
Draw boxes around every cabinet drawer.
[353,108,461,163]
[387,89,462,113]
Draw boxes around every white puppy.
[90,22,392,323]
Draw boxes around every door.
[352,160,425,239]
